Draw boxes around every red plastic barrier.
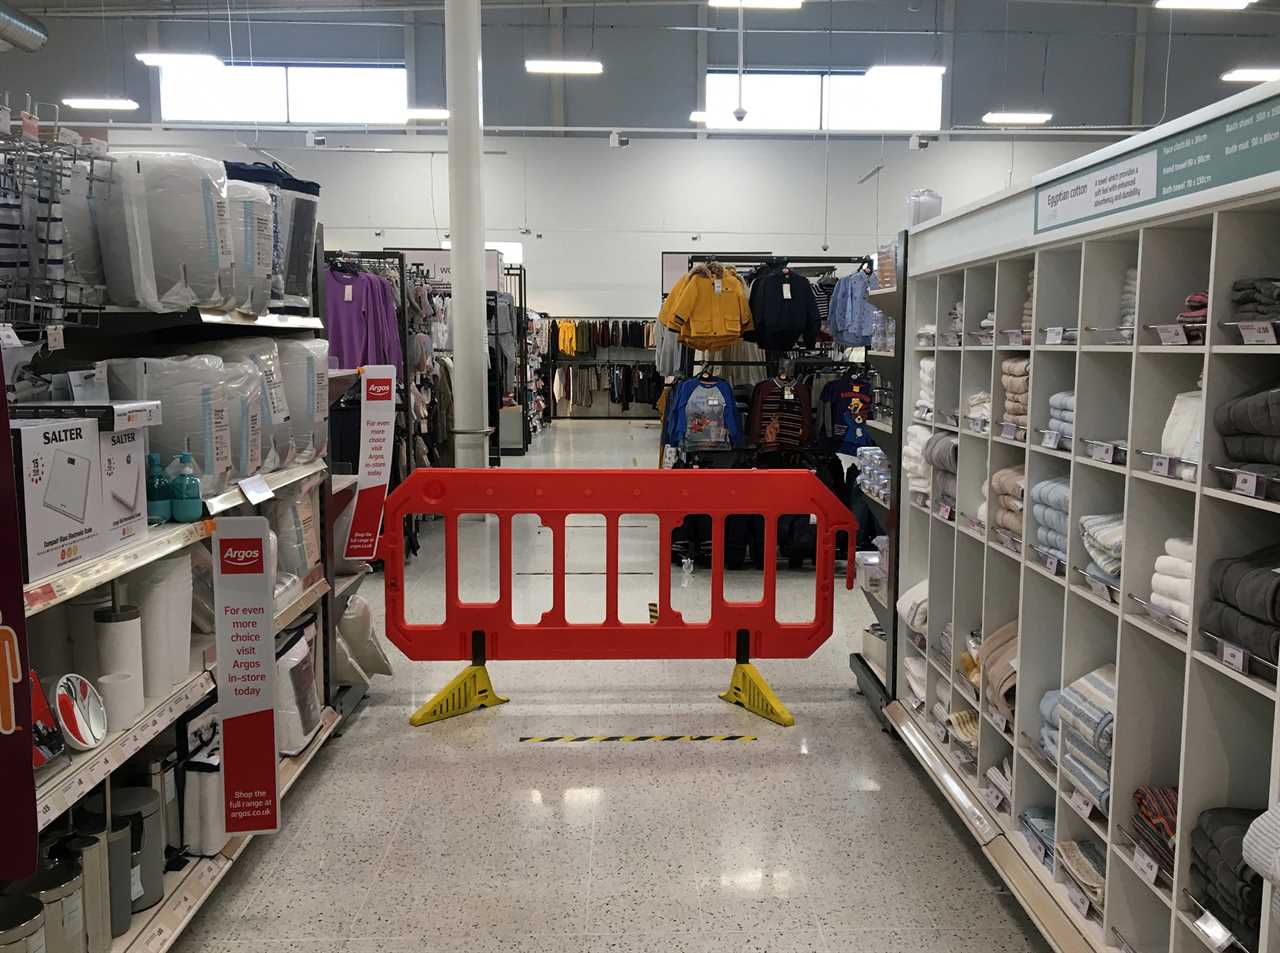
[379,468,856,662]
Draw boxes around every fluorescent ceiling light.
[689,110,708,122]
[982,111,1053,124]
[405,107,449,120]
[1221,67,1280,83]
[135,52,223,68]
[864,65,946,77]
[525,59,603,75]
[1154,0,1255,8]
[62,97,140,111]
[708,0,803,8]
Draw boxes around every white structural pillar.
[445,0,489,467]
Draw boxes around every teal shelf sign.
[1036,92,1280,233]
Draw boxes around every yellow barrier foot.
[409,664,509,726]
[719,663,795,727]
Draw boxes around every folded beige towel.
[998,494,1024,513]
[995,507,1025,534]
[1004,395,1030,413]
[991,465,1026,498]
[1002,356,1031,376]
[1003,412,1030,426]
[1002,375,1030,395]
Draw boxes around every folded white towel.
[1150,591,1191,622]
[1152,572,1193,605]
[1166,537,1195,563]
[1154,554,1192,579]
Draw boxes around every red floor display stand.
[378,468,856,726]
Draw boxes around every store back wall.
[106,127,1094,316]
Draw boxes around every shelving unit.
[886,83,1280,953]
[850,231,908,712]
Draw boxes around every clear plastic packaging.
[264,485,320,581]
[107,355,232,495]
[906,188,943,225]
[277,173,320,310]
[223,361,264,479]
[98,151,233,311]
[226,180,273,316]
[199,337,292,471]
[337,595,392,677]
[276,337,329,463]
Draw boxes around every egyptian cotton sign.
[213,517,279,834]
[344,365,396,562]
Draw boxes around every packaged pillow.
[338,595,392,677]
[200,337,292,471]
[226,180,273,315]
[223,361,263,479]
[277,337,329,464]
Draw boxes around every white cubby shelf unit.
[893,116,1280,953]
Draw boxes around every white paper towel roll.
[131,553,194,689]
[95,606,147,697]
[98,672,143,731]
[69,591,112,683]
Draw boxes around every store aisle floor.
[176,421,1050,953]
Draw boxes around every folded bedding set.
[1215,383,1280,500]
[1031,477,1070,564]
[1001,356,1030,430]
[1149,536,1193,625]
[1079,513,1124,591]
[1203,540,1280,674]
[1191,807,1264,951]
[1058,664,1116,815]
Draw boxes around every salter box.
[11,417,109,583]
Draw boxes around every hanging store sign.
[344,365,397,562]
[214,516,279,835]
[0,370,37,880]
[1036,91,1280,233]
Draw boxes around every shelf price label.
[980,785,1005,811]
[144,923,172,953]
[1041,430,1062,450]
[1239,321,1277,345]
[1132,847,1160,886]
[1001,422,1018,440]
[1088,441,1116,464]
[1217,640,1249,674]
[1069,789,1094,820]
[1193,910,1236,953]
[989,711,1008,734]
[1044,326,1065,345]
[1150,454,1171,477]
[1043,554,1060,576]
[1156,324,1189,346]
[1086,577,1112,601]
[1232,470,1264,499]
[937,503,952,521]
[1064,877,1092,919]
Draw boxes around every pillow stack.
[1001,357,1030,429]
[1150,536,1194,624]
[1031,477,1071,564]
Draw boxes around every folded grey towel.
[1202,600,1280,664]
[924,432,959,472]
[1049,390,1075,411]
[1211,542,1280,625]
[1215,385,1280,438]
[1224,434,1280,466]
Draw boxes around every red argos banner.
[343,365,396,562]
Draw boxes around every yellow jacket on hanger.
[665,263,753,352]
[558,319,577,357]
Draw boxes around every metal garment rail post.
[379,468,857,728]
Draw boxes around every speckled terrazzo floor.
[172,420,1051,953]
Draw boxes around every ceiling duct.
[0,2,48,52]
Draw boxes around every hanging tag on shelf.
[237,474,275,506]
[1069,789,1094,819]
[1044,554,1060,576]
[1089,441,1116,464]
[46,324,65,351]
[937,503,952,521]
[0,324,21,349]
[1193,910,1235,953]
[980,785,1005,811]
[928,721,947,744]
[1086,577,1111,601]
[1041,430,1062,450]
[1239,321,1277,345]
[1156,324,1189,346]
[988,711,1008,734]
[1232,470,1264,498]
[1150,454,1171,477]
[1001,422,1018,440]
[1132,847,1160,886]
[1064,878,1091,919]
[1045,327,1065,345]
[1217,640,1248,674]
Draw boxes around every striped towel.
[1080,513,1125,576]
[1059,664,1116,756]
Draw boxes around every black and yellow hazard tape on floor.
[520,735,757,743]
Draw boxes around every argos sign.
[365,378,393,401]
[220,538,265,575]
